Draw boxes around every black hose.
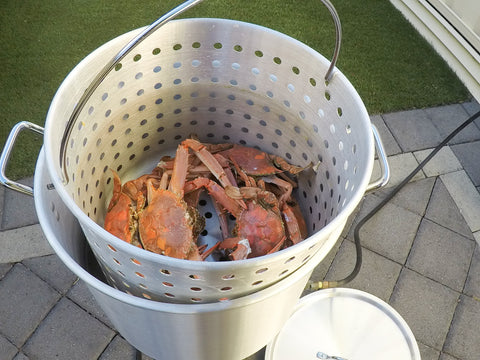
[307,109,480,290]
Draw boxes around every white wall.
[390,0,480,101]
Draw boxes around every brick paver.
[0,102,479,359]
[22,297,115,360]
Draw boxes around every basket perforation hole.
[220,287,232,291]
[255,268,268,274]
[139,283,148,289]
[113,258,120,265]
[191,59,200,67]
[189,274,201,280]
[213,42,223,49]
[114,63,122,71]
[173,43,182,50]
[234,44,243,52]
[142,293,152,300]
[232,62,240,70]
[135,72,143,80]
[152,47,161,55]
[164,293,175,298]
[118,270,126,278]
[191,298,202,302]
[325,91,331,100]
[160,269,171,275]
[292,66,300,75]
[279,269,289,276]
[285,256,295,264]
[273,57,282,64]
[135,272,145,278]
[192,41,201,48]
[162,282,174,287]
[190,287,202,292]
[269,74,277,82]
[287,84,295,93]
[107,244,117,252]
[133,54,141,62]
[252,67,260,75]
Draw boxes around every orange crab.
[185,177,287,260]
[136,142,215,260]
[104,171,160,248]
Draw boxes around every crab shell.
[138,181,205,260]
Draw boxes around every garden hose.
[307,108,480,290]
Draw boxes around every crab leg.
[185,178,244,216]
[168,142,189,197]
[182,139,235,189]
[261,175,293,207]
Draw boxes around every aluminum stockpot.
[34,148,337,360]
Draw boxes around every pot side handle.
[0,121,44,196]
[365,124,390,193]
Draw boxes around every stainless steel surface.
[320,0,342,82]
[34,147,332,360]
[265,288,421,360]
[39,16,379,303]
[0,121,44,196]
[59,0,203,183]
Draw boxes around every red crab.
[104,172,160,248]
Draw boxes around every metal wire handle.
[58,0,204,183]
[0,121,44,196]
[58,0,342,184]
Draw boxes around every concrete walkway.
[0,100,479,359]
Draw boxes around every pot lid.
[265,288,420,360]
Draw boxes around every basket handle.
[0,121,45,196]
[58,0,204,184]
[58,0,341,184]
[320,0,342,82]
[366,124,390,192]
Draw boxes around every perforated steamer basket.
[0,0,388,304]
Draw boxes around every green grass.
[0,0,471,179]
